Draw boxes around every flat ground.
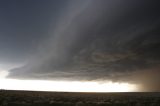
[0,90,160,106]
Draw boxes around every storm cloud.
[1,0,160,91]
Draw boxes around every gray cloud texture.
[6,0,160,91]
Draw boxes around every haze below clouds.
[0,0,160,91]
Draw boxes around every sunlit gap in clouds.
[0,71,138,92]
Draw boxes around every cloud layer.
[6,0,160,91]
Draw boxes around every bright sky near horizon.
[0,70,138,92]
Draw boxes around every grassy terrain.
[0,90,160,106]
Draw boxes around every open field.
[0,90,160,106]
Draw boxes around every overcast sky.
[0,0,160,91]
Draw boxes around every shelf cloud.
[0,0,159,91]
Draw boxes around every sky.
[0,0,160,92]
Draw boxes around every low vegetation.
[0,90,160,106]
